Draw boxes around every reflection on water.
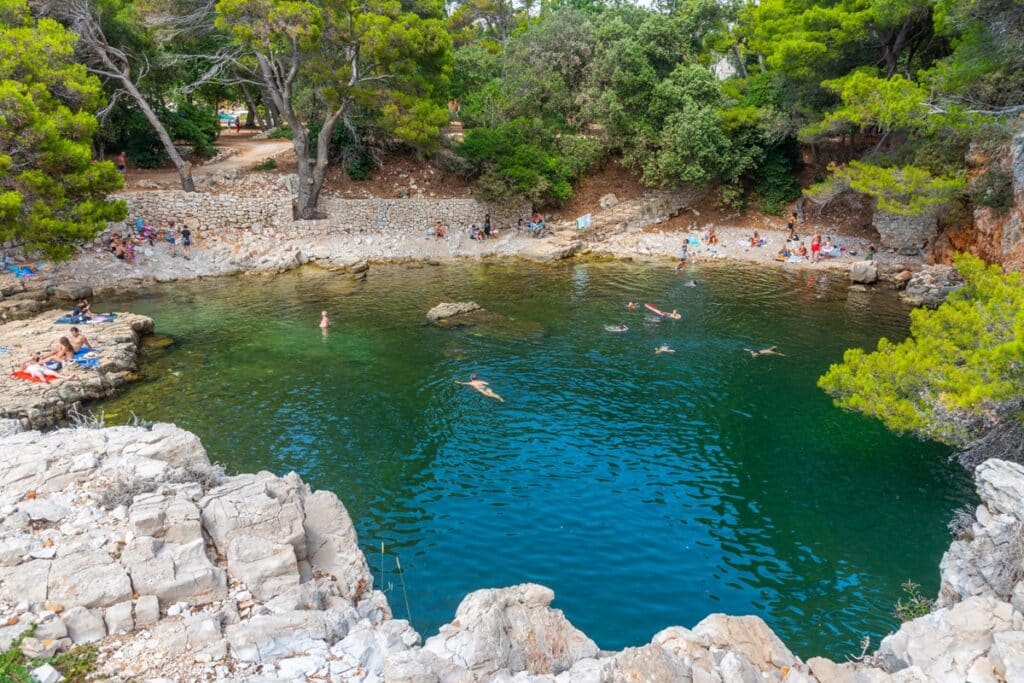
[99,260,973,658]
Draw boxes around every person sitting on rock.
[704,226,719,245]
[794,242,808,257]
[529,211,545,238]
[68,327,91,352]
[71,298,92,320]
[775,244,791,261]
[45,337,75,363]
[470,225,482,240]
[435,221,447,239]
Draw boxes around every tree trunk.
[123,78,195,192]
[241,85,261,129]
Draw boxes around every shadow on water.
[98,260,973,659]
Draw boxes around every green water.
[99,260,972,658]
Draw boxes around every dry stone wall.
[117,191,529,242]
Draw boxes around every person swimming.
[667,309,681,320]
[605,324,629,332]
[655,344,675,354]
[685,280,698,287]
[319,310,330,330]
[626,301,638,311]
[744,346,786,357]
[455,373,504,402]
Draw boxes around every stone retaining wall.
[117,191,529,239]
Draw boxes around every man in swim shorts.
[68,327,91,352]
[180,226,192,259]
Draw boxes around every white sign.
[575,214,592,230]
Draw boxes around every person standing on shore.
[180,225,192,260]
[115,151,127,180]
[810,232,822,262]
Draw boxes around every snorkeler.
[655,344,675,355]
[455,374,505,402]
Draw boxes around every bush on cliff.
[819,254,1023,464]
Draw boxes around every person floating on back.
[744,346,785,357]
[455,374,504,402]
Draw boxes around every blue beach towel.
[55,313,117,325]
[72,348,101,368]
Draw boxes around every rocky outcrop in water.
[0,310,153,430]
[426,301,482,323]
[4,423,1024,682]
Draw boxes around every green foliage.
[840,161,964,215]
[0,626,99,682]
[754,143,803,214]
[216,0,453,154]
[266,126,294,140]
[819,255,1024,447]
[969,166,1014,213]
[893,581,934,622]
[254,157,278,171]
[102,101,219,168]
[0,0,126,260]
[459,118,577,204]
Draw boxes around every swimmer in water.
[685,280,698,287]
[667,309,681,320]
[319,310,330,330]
[655,344,675,354]
[606,324,629,332]
[455,374,504,402]
[627,301,638,311]
[744,346,785,357]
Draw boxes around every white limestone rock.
[877,595,1023,683]
[422,583,598,678]
[426,301,482,323]
[227,535,300,601]
[301,489,374,602]
[61,605,106,643]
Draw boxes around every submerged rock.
[426,301,482,323]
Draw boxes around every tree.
[215,0,451,219]
[0,0,126,259]
[819,254,1023,465]
[40,0,199,191]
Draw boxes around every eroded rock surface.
[0,310,153,430]
[4,423,1024,682]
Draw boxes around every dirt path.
[124,132,293,189]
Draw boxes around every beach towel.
[11,370,57,383]
[72,348,101,369]
[787,256,806,263]
[55,313,117,325]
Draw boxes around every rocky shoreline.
[1,422,1023,682]
[0,311,154,430]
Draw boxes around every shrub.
[892,581,934,622]
[254,157,278,171]
[266,126,294,139]
[754,142,802,214]
[459,118,578,204]
[0,626,98,682]
[969,166,1014,213]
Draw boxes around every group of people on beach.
[107,217,193,263]
[433,213,501,241]
[18,326,92,382]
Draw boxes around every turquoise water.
[99,260,973,658]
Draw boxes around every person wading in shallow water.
[455,374,504,402]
